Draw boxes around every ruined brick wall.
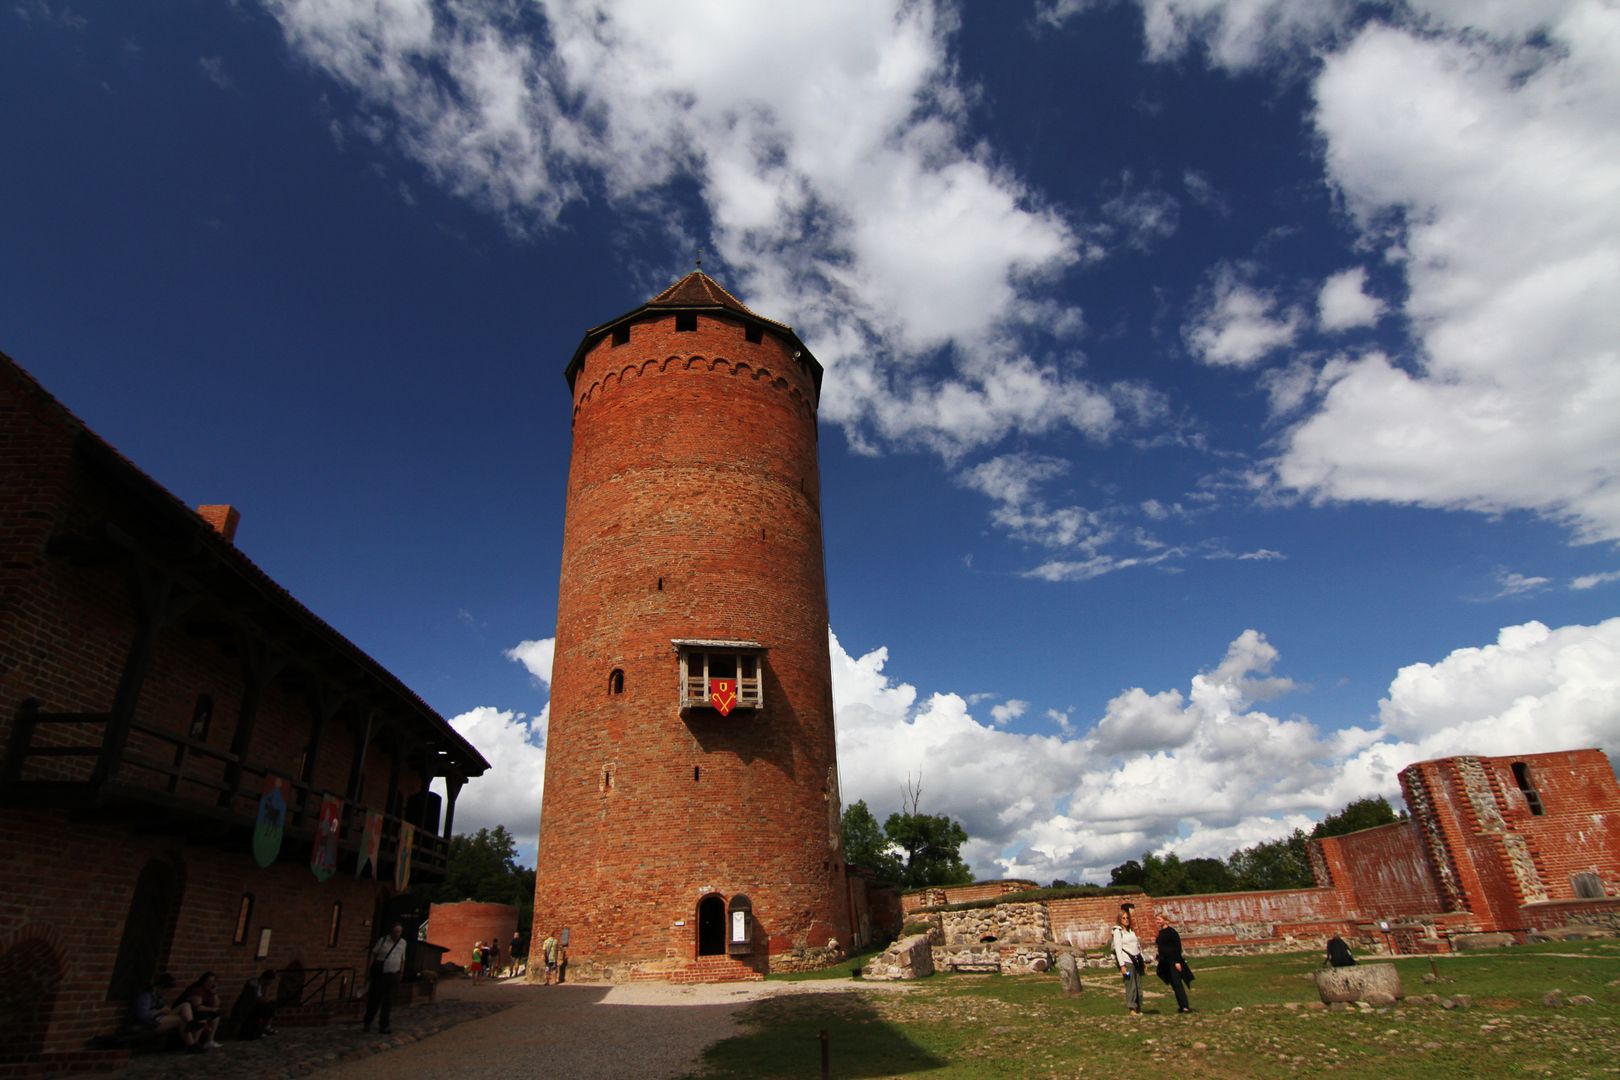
[531,298,849,979]
[427,901,517,972]
[1399,750,1620,932]
[1315,820,1445,918]
[1519,897,1620,932]
[1154,886,1351,949]
[899,880,1039,914]
[1046,893,1155,953]
[1483,750,1620,901]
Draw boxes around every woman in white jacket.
[1110,908,1144,1015]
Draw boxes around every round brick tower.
[531,271,849,981]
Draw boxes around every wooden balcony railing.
[1,700,448,879]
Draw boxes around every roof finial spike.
[695,246,703,271]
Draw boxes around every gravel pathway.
[102,976,911,1080]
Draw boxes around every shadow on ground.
[682,990,948,1079]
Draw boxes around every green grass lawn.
[688,941,1620,1078]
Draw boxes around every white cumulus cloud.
[260,0,1156,464]
[831,617,1620,883]
[1185,262,1303,368]
[1316,266,1384,331]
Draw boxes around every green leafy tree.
[1311,796,1398,839]
[421,825,536,934]
[842,800,903,882]
[1108,859,1145,888]
[884,810,972,888]
[845,777,974,888]
[1226,829,1313,890]
[1135,852,1236,896]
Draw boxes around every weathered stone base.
[863,934,935,981]
[1314,963,1405,1004]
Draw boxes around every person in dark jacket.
[1154,913,1193,1013]
[1326,935,1357,967]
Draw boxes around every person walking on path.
[486,939,501,980]
[364,923,407,1034]
[541,932,559,986]
[1111,908,1144,1016]
[1154,913,1194,1013]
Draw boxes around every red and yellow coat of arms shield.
[709,679,738,716]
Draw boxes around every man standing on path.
[1154,913,1194,1013]
[541,931,558,986]
[364,923,407,1034]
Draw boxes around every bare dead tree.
[901,772,923,817]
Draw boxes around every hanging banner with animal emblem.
[310,793,343,882]
[395,821,415,892]
[356,810,384,879]
[709,678,738,716]
[252,773,288,868]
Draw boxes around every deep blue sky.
[4,0,1616,879]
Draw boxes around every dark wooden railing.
[280,967,356,1007]
[1,700,448,878]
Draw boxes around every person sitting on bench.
[175,972,223,1051]
[127,972,182,1043]
[232,969,279,1040]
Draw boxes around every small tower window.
[1511,762,1545,815]
[601,764,615,792]
[609,669,625,695]
[675,312,697,332]
[612,325,630,346]
[745,324,762,344]
[327,902,343,947]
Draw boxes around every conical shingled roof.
[645,271,760,317]
[564,270,821,399]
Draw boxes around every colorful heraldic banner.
[253,774,287,869]
[310,794,343,882]
[709,678,737,717]
[356,811,384,879]
[395,822,415,892]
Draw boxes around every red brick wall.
[1317,821,1445,917]
[1519,897,1620,931]
[1485,750,1620,900]
[1156,886,1345,927]
[427,902,517,972]
[1398,750,1620,931]
[532,302,849,978]
[0,810,387,1056]
[1046,893,1155,951]
[899,880,1039,914]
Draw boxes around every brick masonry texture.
[532,292,851,980]
[427,902,518,972]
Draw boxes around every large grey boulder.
[1314,963,1405,1004]
[863,934,936,981]
[1056,953,1083,996]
